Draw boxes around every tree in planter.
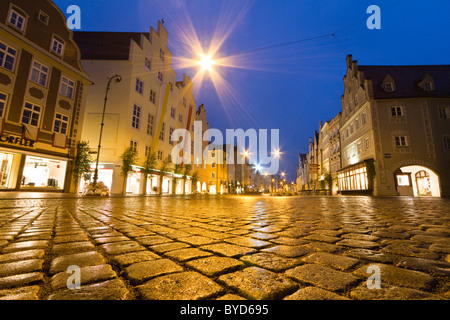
[182,164,192,194]
[324,172,333,194]
[72,141,93,193]
[172,163,182,195]
[158,156,172,195]
[120,147,137,194]
[142,151,157,195]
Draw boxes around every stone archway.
[394,164,441,197]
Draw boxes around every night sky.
[53,0,450,182]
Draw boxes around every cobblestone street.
[0,194,448,300]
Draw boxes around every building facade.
[0,0,90,192]
[338,55,450,197]
[74,22,201,195]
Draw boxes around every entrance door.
[416,171,432,196]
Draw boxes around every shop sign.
[0,134,35,148]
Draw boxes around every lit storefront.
[79,163,114,193]
[21,156,67,189]
[0,152,20,189]
[126,166,143,194]
[338,161,372,194]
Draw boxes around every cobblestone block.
[0,249,45,264]
[0,285,41,300]
[149,242,191,254]
[164,248,213,262]
[303,234,341,244]
[200,243,256,258]
[240,253,303,272]
[2,240,49,253]
[216,294,247,300]
[177,235,219,246]
[186,256,245,277]
[301,252,360,271]
[335,239,379,249]
[344,248,396,264]
[224,236,272,249]
[342,233,380,242]
[137,271,224,300]
[261,245,310,258]
[0,259,44,277]
[48,279,130,300]
[353,264,435,290]
[99,241,146,255]
[136,235,174,246]
[0,272,44,289]
[395,257,450,276]
[286,264,360,292]
[124,259,183,284]
[381,243,440,260]
[284,286,350,300]
[110,251,161,267]
[52,241,95,255]
[218,267,298,300]
[92,236,130,245]
[51,264,117,290]
[49,251,106,275]
[350,284,444,300]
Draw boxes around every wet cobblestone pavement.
[0,194,449,300]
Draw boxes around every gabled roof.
[358,64,450,99]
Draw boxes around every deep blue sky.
[54,0,450,182]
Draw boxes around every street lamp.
[93,74,122,186]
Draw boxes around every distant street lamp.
[93,74,122,186]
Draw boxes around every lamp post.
[93,74,122,186]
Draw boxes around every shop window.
[0,92,7,118]
[59,76,75,99]
[22,102,42,127]
[54,113,69,134]
[0,153,14,188]
[0,42,17,72]
[396,174,411,187]
[30,61,49,87]
[8,8,26,32]
[21,156,67,189]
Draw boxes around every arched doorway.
[394,165,440,197]
[196,181,201,192]
[201,182,207,192]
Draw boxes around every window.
[38,11,49,25]
[365,137,370,150]
[22,102,42,127]
[350,123,354,134]
[169,127,174,145]
[357,142,362,154]
[30,61,49,87]
[8,9,26,31]
[0,92,7,118]
[178,114,183,123]
[385,82,394,92]
[159,122,165,141]
[144,57,151,71]
[132,105,141,129]
[51,37,64,56]
[145,146,151,157]
[395,136,408,147]
[59,76,75,98]
[361,112,367,125]
[211,162,215,168]
[211,172,215,178]
[135,78,143,95]
[355,118,360,130]
[170,107,175,118]
[150,90,156,104]
[0,42,17,72]
[53,113,69,134]
[183,97,186,107]
[391,106,404,117]
[439,106,450,119]
[130,140,138,154]
[444,136,450,151]
[158,72,163,83]
[160,49,165,61]
[147,114,154,135]
[157,150,163,160]
[425,81,433,91]
[396,174,411,187]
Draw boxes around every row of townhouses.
[0,0,262,195]
[297,55,450,197]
